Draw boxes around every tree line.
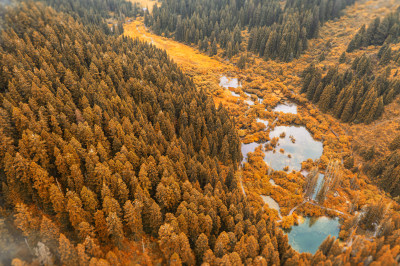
[363,131,400,198]
[42,0,144,35]
[344,7,400,211]
[0,2,266,265]
[145,0,355,61]
[347,8,400,52]
[301,52,400,123]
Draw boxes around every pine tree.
[14,203,40,237]
[106,212,124,248]
[318,84,336,112]
[339,52,346,64]
[123,200,144,240]
[59,234,77,265]
[195,233,209,262]
[80,186,99,215]
[94,210,109,243]
[237,55,247,69]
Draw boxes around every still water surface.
[286,216,340,254]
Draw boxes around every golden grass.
[242,0,400,158]
[122,0,400,221]
[128,0,160,13]
[124,18,235,103]
[124,19,230,73]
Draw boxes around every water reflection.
[261,195,282,218]
[286,216,340,254]
[273,102,298,114]
[219,76,241,89]
[244,99,255,106]
[241,142,263,162]
[241,126,323,171]
[265,126,323,171]
[256,118,269,130]
[312,174,325,201]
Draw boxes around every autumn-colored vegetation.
[1,0,400,264]
[131,0,400,262]
[145,0,355,61]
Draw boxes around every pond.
[264,126,323,171]
[244,99,255,106]
[241,142,263,162]
[261,195,282,218]
[241,126,323,171]
[244,91,263,106]
[230,91,241,97]
[312,174,325,201]
[273,102,298,114]
[219,76,241,89]
[286,216,340,254]
[256,118,269,130]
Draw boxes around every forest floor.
[124,0,400,233]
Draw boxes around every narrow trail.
[288,200,308,216]
[285,199,349,220]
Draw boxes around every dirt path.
[287,200,348,218]
[288,200,308,216]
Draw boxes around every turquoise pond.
[286,216,340,254]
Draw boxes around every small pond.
[261,195,282,218]
[241,142,262,162]
[244,91,262,106]
[220,76,241,89]
[273,102,298,114]
[264,126,323,171]
[241,126,323,171]
[244,99,255,106]
[312,174,325,201]
[286,216,340,254]
[256,118,269,130]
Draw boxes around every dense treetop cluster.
[301,53,400,124]
[41,0,144,35]
[0,0,399,265]
[145,0,355,61]
[0,2,312,265]
[367,146,400,198]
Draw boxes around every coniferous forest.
[347,8,400,52]
[301,54,399,124]
[1,0,400,265]
[145,0,355,61]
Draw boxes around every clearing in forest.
[124,19,231,75]
[128,0,160,12]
